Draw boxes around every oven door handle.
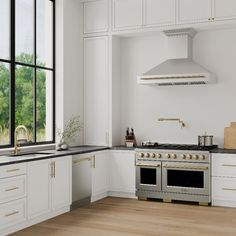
[163,165,208,170]
[136,163,161,168]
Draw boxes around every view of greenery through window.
[0,0,54,147]
[0,54,47,145]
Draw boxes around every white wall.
[120,28,236,147]
[56,0,84,145]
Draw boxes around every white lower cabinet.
[109,150,136,198]
[91,151,109,202]
[28,156,72,219]
[212,153,236,207]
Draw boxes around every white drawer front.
[0,163,27,179]
[0,176,26,204]
[212,177,236,202]
[0,199,26,229]
[212,154,236,177]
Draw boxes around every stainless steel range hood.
[138,28,216,86]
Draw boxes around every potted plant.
[56,116,82,150]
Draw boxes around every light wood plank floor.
[12,197,236,236]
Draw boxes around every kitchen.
[1,0,236,235]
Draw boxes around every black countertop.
[211,148,236,154]
[0,146,109,166]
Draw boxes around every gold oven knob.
[150,153,156,158]
[186,154,192,160]
[180,154,186,159]
[199,155,205,161]
[166,154,171,159]
[144,153,150,158]
[171,154,177,159]
[138,153,144,158]
[156,153,162,158]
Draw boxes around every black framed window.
[0,0,55,148]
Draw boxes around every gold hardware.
[5,211,19,217]
[163,165,208,170]
[136,163,161,168]
[212,17,215,20]
[158,118,186,128]
[5,187,19,192]
[73,157,91,164]
[208,18,211,21]
[6,168,20,173]
[199,202,209,206]
[222,188,236,191]
[222,164,236,167]
[13,125,30,155]
[53,161,56,178]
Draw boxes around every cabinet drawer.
[212,154,236,177]
[0,175,26,204]
[0,198,26,229]
[212,177,236,202]
[0,163,27,179]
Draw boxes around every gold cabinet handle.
[53,161,56,178]
[136,163,161,168]
[222,164,236,167]
[5,187,19,192]
[222,188,236,191]
[93,155,96,169]
[5,211,19,217]
[73,157,91,164]
[6,168,20,173]
[163,165,208,170]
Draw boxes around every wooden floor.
[12,197,236,236]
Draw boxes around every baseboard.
[1,206,70,236]
[108,191,137,199]
[91,192,108,203]
[212,199,236,208]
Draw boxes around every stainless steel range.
[135,143,217,205]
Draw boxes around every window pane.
[0,0,10,60]
[0,62,10,145]
[15,65,34,141]
[37,0,53,68]
[15,0,34,64]
[36,69,53,142]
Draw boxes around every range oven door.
[162,162,210,195]
[136,161,162,192]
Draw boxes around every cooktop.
[139,142,218,151]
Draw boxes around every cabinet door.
[213,0,236,21]
[52,156,72,210]
[112,0,143,30]
[177,0,212,24]
[91,151,109,200]
[109,151,135,194]
[144,0,176,27]
[27,159,51,219]
[84,36,109,146]
[84,0,108,34]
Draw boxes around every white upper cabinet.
[144,0,176,27]
[213,0,236,21]
[177,0,212,24]
[84,36,109,146]
[83,0,108,34]
[112,0,143,30]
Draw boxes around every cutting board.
[224,126,236,149]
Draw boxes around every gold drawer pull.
[5,187,19,192]
[5,211,19,217]
[222,188,236,191]
[6,168,20,173]
[73,157,91,164]
[222,164,236,167]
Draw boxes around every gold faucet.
[14,125,30,155]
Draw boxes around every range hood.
[138,28,216,86]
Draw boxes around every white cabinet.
[28,156,72,220]
[83,0,108,34]
[112,0,143,30]
[177,0,212,24]
[213,0,236,21]
[52,156,72,210]
[91,151,109,202]
[109,150,135,197]
[84,36,109,146]
[144,0,176,27]
[212,153,236,208]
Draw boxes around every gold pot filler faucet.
[14,125,30,155]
